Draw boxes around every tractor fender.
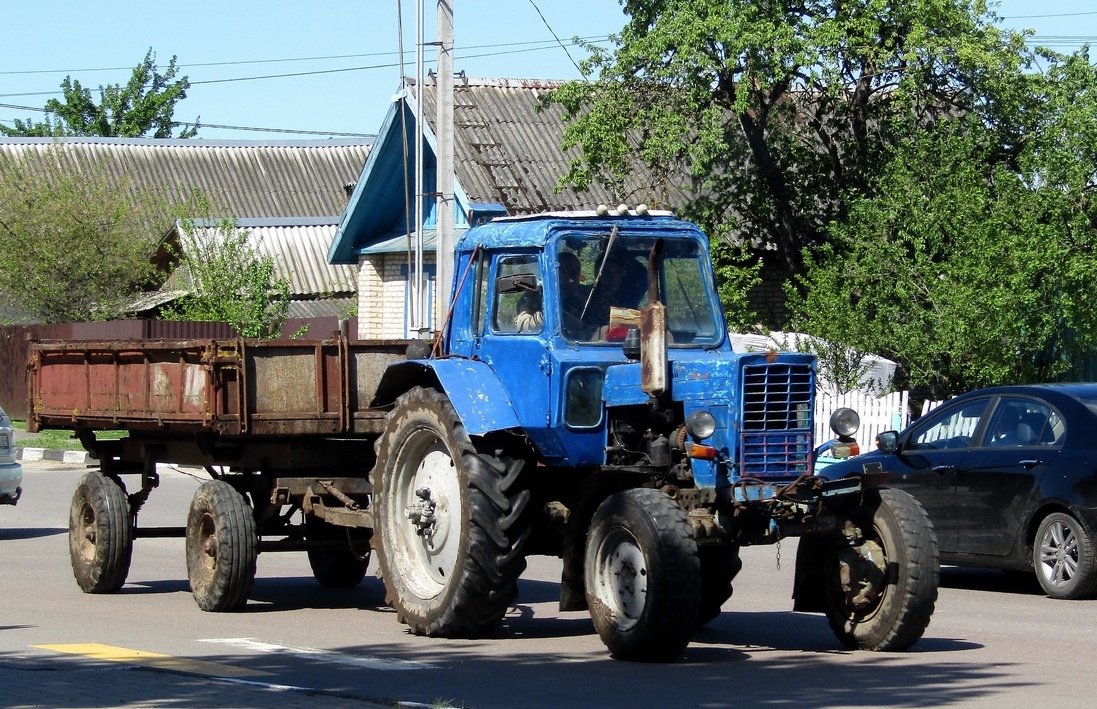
[372,359,521,436]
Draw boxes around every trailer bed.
[28,336,411,437]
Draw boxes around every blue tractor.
[368,208,938,660]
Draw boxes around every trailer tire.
[306,517,371,588]
[697,542,742,626]
[372,387,530,637]
[69,472,133,594]
[584,488,701,661]
[185,480,257,612]
[824,487,939,651]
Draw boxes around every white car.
[0,405,22,506]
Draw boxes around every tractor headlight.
[686,410,717,440]
[829,407,860,438]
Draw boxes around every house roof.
[330,77,685,263]
[423,77,614,212]
[165,217,357,298]
[0,136,372,219]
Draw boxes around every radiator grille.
[740,362,814,478]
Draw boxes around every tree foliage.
[162,206,292,338]
[553,0,1097,396]
[791,50,1097,398]
[1,49,198,138]
[551,0,1027,280]
[0,145,165,323]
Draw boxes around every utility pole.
[411,0,427,336]
[435,0,455,331]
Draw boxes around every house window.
[399,263,435,338]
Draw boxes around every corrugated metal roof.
[419,78,688,212]
[0,137,371,219]
[170,221,357,297]
[286,297,356,319]
[249,222,358,295]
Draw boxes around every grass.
[12,419,126,450]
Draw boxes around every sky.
[0,1,1094,142]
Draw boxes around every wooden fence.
[815,390,910,451]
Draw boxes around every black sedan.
[820,383,1097,599]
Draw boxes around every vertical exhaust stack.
[640,238,667,395]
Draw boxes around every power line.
[0,103,374,138]
[527,0,585,77]
[0,36,612,78]
[186,123,375,138]
[0,40,614,99]
[1003,11,1097,20]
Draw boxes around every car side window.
[984,398,1062,447]
[908,399,988,450]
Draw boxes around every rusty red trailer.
[27,335,422,602]
[28,336,410,438]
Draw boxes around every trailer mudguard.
[372,359,521,436]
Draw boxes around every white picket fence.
[814,390,910,451]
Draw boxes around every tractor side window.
[472,252,489,337]
[492,255,542,334]
[564,367,604,428]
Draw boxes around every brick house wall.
[357,253,437,339]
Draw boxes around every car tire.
[1033,512,1097,600]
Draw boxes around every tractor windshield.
[555,235,724,346]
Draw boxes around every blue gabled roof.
[328,77,643,266]
[329,98,428,264]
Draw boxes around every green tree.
[163,207,292,338]
[1,49,198,138]
[550,0,1029,283]
[0,144,165,323]
[791,49,1097,398]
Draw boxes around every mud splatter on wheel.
[584,488,700,661]
[186,480,257,612]
[69,472,132,594]
[373,386,529,637]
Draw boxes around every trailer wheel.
[372,387,530,637]
[584,488,701,661]
[697,542,742,626]
[823,487,939,651]
[185,480,257,612]
[306,517,371,588]
[69,472,133,593]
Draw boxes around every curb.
[14,447,92,465]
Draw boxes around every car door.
[953,396,1062,557]
[887,397,991,553]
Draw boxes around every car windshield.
[555,234,723,346]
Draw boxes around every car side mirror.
[876,430,899,454]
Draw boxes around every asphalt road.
[3,459,1096,709]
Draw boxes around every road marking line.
[33,643,271,678]
[198,638,435,671]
